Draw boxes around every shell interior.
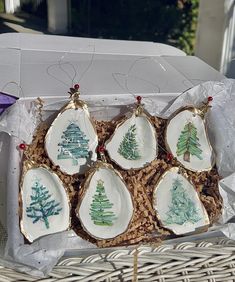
[78,166,134,240]
[153,168,209,235]
[166,109,213,171]
[21,167,70,242]
[106,113,157,169]
[45,107,98,175]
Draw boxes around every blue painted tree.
[164,178,201,225]
[57,122,89,166]
[26,180,62,229]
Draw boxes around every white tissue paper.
[0,100,37,144]
[1,79,235,277]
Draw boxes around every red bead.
[97,145,105,153]
[208,96,213,102]
[74,84,80,90]
[19,143,26,150]
[167,153,173,161]
[136,96,142,103]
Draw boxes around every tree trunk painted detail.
[183,151,190,162]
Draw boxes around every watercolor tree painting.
[164,178,201,225]
[176,121,203,162]
[26,180,62,229]
[89,180,116,226]
[57,122,89,166]
[118,124,141,160]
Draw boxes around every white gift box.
[0,33,227,276]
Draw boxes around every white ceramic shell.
[166,108,214,172]
[20,167,70,242]
[45,106,98,175]
[153,167,209,235]
[106,112,158,170]
[77,163,134,240]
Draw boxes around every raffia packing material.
[23,112,221,247]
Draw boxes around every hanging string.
[111,55,175,125]
[124,57,161,96]
[112,56,161,101]
[46,56,76,88]
[78,44,96,84]
[132,247,139,282]
[1,81,25,98]
[45,44,98,142]
[57,54,77,87]
[45,46,98,139]
[46,44,96,88]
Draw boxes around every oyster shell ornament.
[106,96,158,170]
[76,146,134,240]
[166,97,214,172]
[153,167,209,235]
[45,84,98,175]
[20,162,70,242]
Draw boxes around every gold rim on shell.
[44,95,98,176]
[19,160,71,243]
[105,104,158,171]
[165,105,215,173]
[152,166,210,235]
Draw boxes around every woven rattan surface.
[0,239,235,281]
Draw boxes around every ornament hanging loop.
[97,145,107,163]
[69,84,80,100]
[197,96,213,119]
[135,95,143,116]
[68,84,86,109]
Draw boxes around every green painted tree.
[89,180,116,226]
[57,122,89,166]
[118,124,141,160]
[26,180,62,229]
[176,121,202,162]
[164,178,201,225]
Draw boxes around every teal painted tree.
[26,180,62,229]
[89,180,116,226]
[176,121,203,162]
[57,122,89,166]
[118,124,141,160]
[164,178,201,225]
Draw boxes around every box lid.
[0,33,225,98]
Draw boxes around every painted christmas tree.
[57,122,89,166]
[164,178,201,225]
[89,180,116,226]
[118,124,141,160]
[176,121,203,162]
[26,180,62,229]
